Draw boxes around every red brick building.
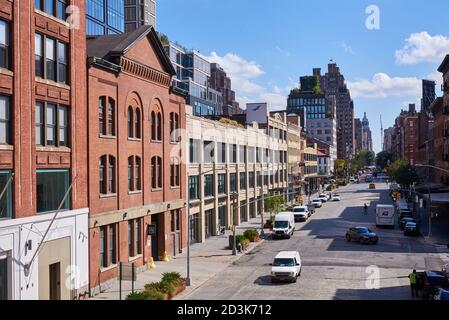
[391,104,419,165]
[435,56,449,185]
[0,0,89,300]
[86,26,187,293]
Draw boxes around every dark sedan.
[346,227,379,244]
[400,217,415,230]
[404,222,420,237]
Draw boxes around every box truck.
[376,204,395,228]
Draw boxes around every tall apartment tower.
[125,0,157,32]
[86,0,125,35]
[421,79,436,112]
[318,63,355,160]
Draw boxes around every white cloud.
[275,46,292,57]
[347,73,421,98]
[207,52,287,110]
[207,52,264,94]
[395,32,449,64]
[426,71,443,88]
[337,42,355,55]
[260,92,287,109]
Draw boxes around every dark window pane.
[0,171,12,219]
[36,169,70,213]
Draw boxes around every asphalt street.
[183,183,445,300]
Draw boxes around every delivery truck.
[376,204,395,228]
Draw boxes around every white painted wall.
[0,208,89,300]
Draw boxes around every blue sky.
[158,0,449,153]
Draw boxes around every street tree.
[390,160,418,188]
[376,151,393,169]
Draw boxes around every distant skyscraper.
[362,112,373,152]
[86,0,125,35]
[354,118,363,153]
[317,63,355,160]
[125,0,157,32]
[421,79,436,112]
[209,63,243,116]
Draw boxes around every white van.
[272,212,295,239]
[376,204,395,228]
[271,251,302,283]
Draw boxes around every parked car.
[331,194,341,201]
[399,209,413,221]
[307,204,316,215]
[271,251,302,283]
[350,178,356,183]
[346,227,379,244]
[404,222,420,237]
[272,212,296,239]
[312,199,323,208]
[399,217,415,230]
[318,194,328,203]
[417,271,449,300]
[292,206,309,222]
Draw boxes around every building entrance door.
[151,217,159,261]
[0,255,8,300]
[49,262,61,300]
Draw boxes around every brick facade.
[86,26,187,293]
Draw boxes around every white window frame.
[0,251,12,300]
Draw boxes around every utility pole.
[427,165,432,238]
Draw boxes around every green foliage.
[243,229,260,242]
[300,76,321,93]
[145,287,165,300]
[264,195,285,214]
[376,151,393,169]
[126,291,150,300]
[161,272,181,284]
[235,235,247,245]
[390,160,418,188]
[335,160,347,178]
[351,151,376,173]
[159,34,169,45]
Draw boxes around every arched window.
[135,108,141,139]
[135,156,141,191]
[157,156,162,188]
[151,156,163,189]
[128,156,134,191]
[151,156,157,189]
[99,97,106,135]
[151,111,156,140]
[170,157,180,187]
[99,155,106,194]
[169,112,180,143]
[127,107,133,138]
[157,112,162,141]
[108,98,115,136]
[108,156,116,193]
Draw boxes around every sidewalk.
[90,212,272,300]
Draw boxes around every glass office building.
[86,0,125,36]
[164,41,222,116]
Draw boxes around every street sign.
[119,262,137,281]
[147,223,157,236]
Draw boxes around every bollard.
[149,257,156,269]
[161,251,170,262]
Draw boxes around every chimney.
[409,104,416,113]
[313,68,321,77]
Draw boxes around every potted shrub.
[243,229,260,242]
[126,291,150,300]
[241,238,250,251]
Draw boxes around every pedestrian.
[408,269,418,298]
[364,204,368,215]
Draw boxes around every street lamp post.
[231,191,238,255]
